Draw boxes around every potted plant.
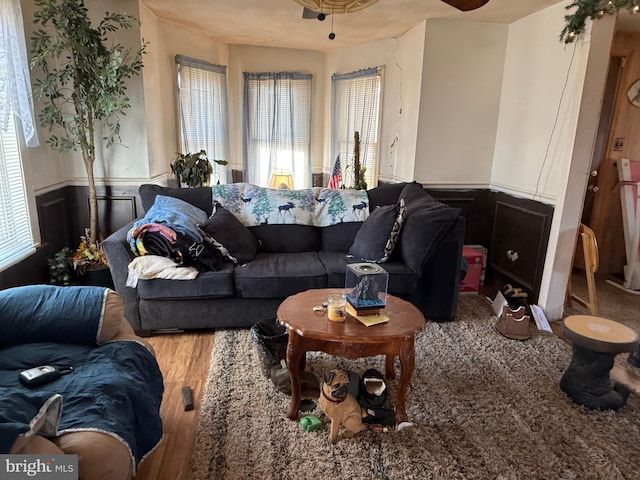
[171,150,228,187]
[30,0,147,247]
[47,247,75,286]
[70,229,112,287]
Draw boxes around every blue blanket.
[0,285,106,348]
[0,285,163,472]
[0,341,163,470]
[134,194,208,242]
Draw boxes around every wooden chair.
[566,223,599,316]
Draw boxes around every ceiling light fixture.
[293,0,379,15]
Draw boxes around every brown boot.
[494,305,531,340]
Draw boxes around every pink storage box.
[460,246,483,294]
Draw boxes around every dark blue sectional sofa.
[103,181,464,334]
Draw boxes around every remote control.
[181,386,194,411]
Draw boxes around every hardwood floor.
[132,278,640,479]
[134,331,215,480]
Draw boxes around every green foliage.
[171,150,215,187]
[48,247,75,286]
[560,0,640,43]
[30,0,147,243]
[31,0,147,155]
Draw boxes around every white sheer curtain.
[0,0,38,147]
[243,72,312,189]
[176,55,229,184]
[331,67,381,188]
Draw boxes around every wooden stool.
[561,315,639,410]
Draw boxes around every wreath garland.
[561,0,640,43]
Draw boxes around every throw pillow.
[348,202,404,263]
[367,182,407,209]
[398,181,440,211]
[139,184,213,216]
[198,204,258,264]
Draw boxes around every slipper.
[494,305,531,340]
[360,368,387,408]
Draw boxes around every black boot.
[628,343,640,368]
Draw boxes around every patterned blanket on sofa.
[211,183,369,227]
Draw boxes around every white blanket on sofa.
[211,183,369,227]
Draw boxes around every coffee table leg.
[286,332,305,420]
[396,337,415,424]
[385,355,396,380]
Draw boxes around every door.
[581,56,623,226]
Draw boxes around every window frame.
[331,67,383,188]
[175,55,230,184]
[243,71,312,189]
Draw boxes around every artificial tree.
[30,0,147,245]
[561,0,640,43]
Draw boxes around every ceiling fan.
[441,0,490,11]
[301,0,490,21]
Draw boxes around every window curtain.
[331,67,381,188]
[0,0,38,147]
[243,72,312,189]
[176,55,229,184]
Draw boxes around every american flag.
[327,155,342,189]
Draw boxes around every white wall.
[492,3,587,204]
[539,15,616,319]
[140,6,230,182]
[492,3,613,319]
[415,20,508,189]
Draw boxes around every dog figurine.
[318,369,366,443]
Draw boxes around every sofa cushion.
[348,203,403,263]
[139,184,213,216]
[318,252,418,294]
[320,222,362,253]
[233,252,326,298]
[367,182,407,209]
[137,263,235,300]
[249,225,321,253]
[198,205,258,264]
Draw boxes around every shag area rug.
[191,295,640,480]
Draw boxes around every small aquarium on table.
[345,263,388,315]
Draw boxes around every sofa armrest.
[103,222,142,332]
[410,216,465,321]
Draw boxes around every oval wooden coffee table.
[277,288,425,424]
